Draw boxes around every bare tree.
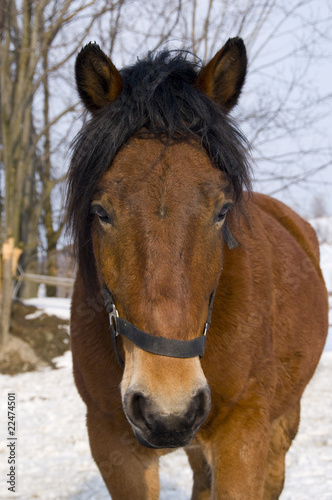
[181,1,332,204]
[0,0,125,345]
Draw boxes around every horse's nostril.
[126,391,152,429]
[190,387,211,424]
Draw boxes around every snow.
[1,230,331,500]
[23,297,71,320]
[316,219,332,351]
[320,244,332,298]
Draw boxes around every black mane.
[67,50,251,279]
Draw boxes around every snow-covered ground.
[1,222,331,500]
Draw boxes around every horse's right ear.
[75,43,123,113]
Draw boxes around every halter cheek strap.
[223,221,238,250]
[103,284,216,369]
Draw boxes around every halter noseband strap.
[103,283,216,369]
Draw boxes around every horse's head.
[90,137,230,448]
[68,39,250,448]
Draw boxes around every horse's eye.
[91,205,112,224]
[216,205,229,223]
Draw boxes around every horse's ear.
[196,37,247,113]
[75,43,123,113]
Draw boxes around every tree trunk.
[0,239,14,346]
[0,239,21,346]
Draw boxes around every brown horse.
[67,38,328,499]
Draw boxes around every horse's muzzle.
[123,386,211,448]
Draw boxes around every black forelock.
[66,50,251,279]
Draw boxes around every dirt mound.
[0,301,70,375]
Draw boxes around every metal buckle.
[109,305,119,336]
[203,322,208,336]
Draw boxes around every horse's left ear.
[196,37,247,112]
[75,42,123,113]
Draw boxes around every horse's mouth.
[133,426,195,449]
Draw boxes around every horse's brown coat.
[69,39,328,499]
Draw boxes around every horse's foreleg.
[185,444,212,500]
[204,404,270,500]
[263,403,300,500]
[86,407,160,500]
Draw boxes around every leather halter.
[103,284,216,369]
[103,221,238,369]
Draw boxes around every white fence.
[13,265,74,298]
